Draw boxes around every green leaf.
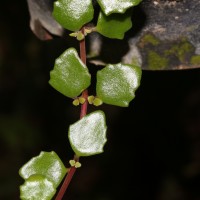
[19,151,67,188]
[96,63,142,107]
[53,0,94,31]
[96,10,132,39]
[20,175,56,200]
[68,110,107,157]
[97,0,142,15]
[49,48,91,98]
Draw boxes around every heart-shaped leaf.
[96,10,132,39]
[19,151,67,188]
[20,175,56,200]
[96,63,142,107]
[53,0,94,31]
[97,0,142,15]
[68,110,107,157]
[49,48,91,98]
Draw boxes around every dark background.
[0,1,200,200]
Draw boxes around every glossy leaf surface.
[20,175,56,200]
[68,110,107,157]
[19,151,67,188]
[49,48,91,98]
[97,0,142,15]
[53,0,94,31]
[96,63,142,107]
[96,10,132,39]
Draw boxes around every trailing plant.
[19,0,143,199]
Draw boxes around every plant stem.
[55,166,77,200]
[80,27,88,119]
[55,27,88,200]
[80,28,86,65]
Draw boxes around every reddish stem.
[79,28,89,119]
[80,89,88,119]
[79,28,86,65]
[55,27,88,200]
[55,166,77,200]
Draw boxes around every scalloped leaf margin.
[96,63,142,107]
[97,0,142,15]
[96,9,132,39]
[53,0,94,31]
[68,110,107,157]
[49,48,91,98]
[19,151,67,200]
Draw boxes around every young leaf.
[96,10,132,39]
[19,151,67,188]
[20,175,56,200]
[49,48,91,98]
[53,0,94,31]
[96,63,142,107]
[97,0,142,15]
[68,110,107,157]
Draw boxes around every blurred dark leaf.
[26,0,64,40]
